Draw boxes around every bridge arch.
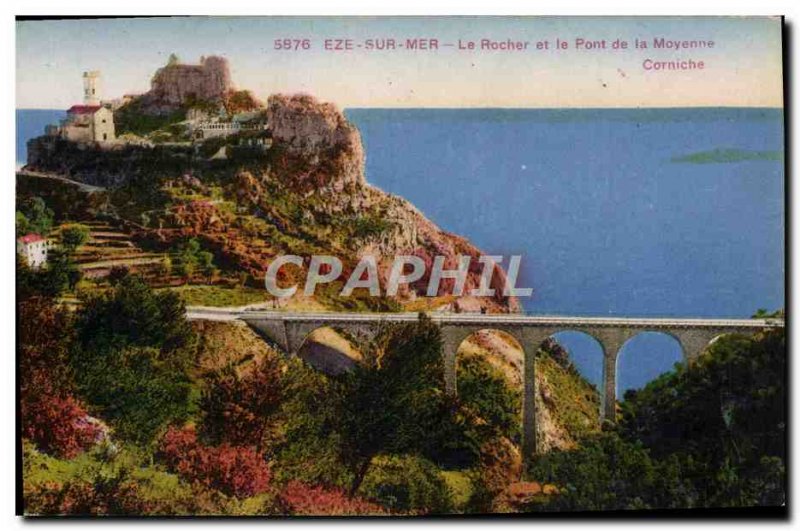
[294,325,368,375]
[616,331,685,398]
[544,330,606,386]
[533,330,609,426]
[453,329,525,389]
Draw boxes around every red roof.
[18,233,45,244]
[67,105,102,115]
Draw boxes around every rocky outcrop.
[266,94,366,189]
[145,55,232,111]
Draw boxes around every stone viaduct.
[186,307,783,465]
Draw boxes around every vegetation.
[536,347,601,441]
[60,223,90,252]
[19,298,101,459]
[526,329,785,511]
[457,353,521,444]
[199,356,284,449]
[17,248,82,299]
[157,426,272,499]
[115,97,187,137]
[164,284,267,307]
[19,280,786,514]
[360,455,453,514]
[16,194,785,514]
[16,196,54,236]
[71,276,197,445]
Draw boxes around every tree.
[456,353,521,444]
[158,426,272,499]
[335,315,452,496]
[18,298,102,458]
[16,211,30,236]
[174,257,195,282]
[278,481,385,516]
[174,238,203,282]
[159,255,172,280]
[197,251,217,281]
[18,197,54,236]
[108,265,131,285]
[18,248,82,298]
[72,276,197,445]
[527,432,658,511]
[22,394,104,459]
[526,329,786,511]
[60,224,90,252]
[359,454,453,514]
[200,355,285,449]
[618,329,785,507]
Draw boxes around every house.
[55,70,116,143]
[61,105,116,143]
[17,233,52,269]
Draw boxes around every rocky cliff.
[25,93,522,312]
[145,55,231,111]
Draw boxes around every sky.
[16,16,783,109]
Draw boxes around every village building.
[60,105,116,143]
[51,71,116,143]
[190,112,270,141]
[17,233,52,269]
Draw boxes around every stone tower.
[83,71,101,105]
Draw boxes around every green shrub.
[115,98,187,136]
[360,455,453,514]
[456,353,521,444]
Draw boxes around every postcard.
[15,16,785,516]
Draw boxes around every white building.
[83,71,101,106]
[191,112,270,140]
[54,71,116,143]
[17,233,52,269]
[60,105,116,143]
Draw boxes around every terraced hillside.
[66,220,165,280]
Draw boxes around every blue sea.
[346,108,785,392]
[17,108,785,393]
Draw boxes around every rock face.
[266,94,366,189]
[145,55,232,110]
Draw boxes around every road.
[185,306,783,330]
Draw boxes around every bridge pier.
[439,331,462,396]
[591,328,635,423]
[518,330,553,468]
